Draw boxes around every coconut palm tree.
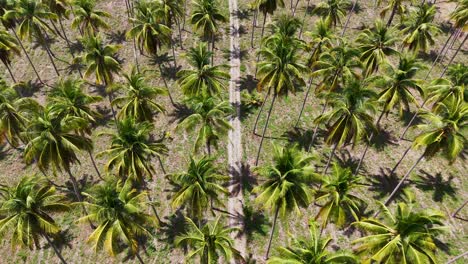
[312,0,350,28]
[295,19,335,127]
[169,155,228,221]
[401,3,441,53]
[0,79,31,148]
[177,96,232,155]
[158,0,185,49]
[268,220,357,263]
[127,0,172,57]
[384,97,467,206]
[253,144,318,259]
[254,35,307,165]
[47,78,103,178]
[356,20,399,77]
[354,56,425,174]
[0,176,70,264]
[315,79,376,174]
[377,0,411,27]
[79,179,157,263]
[8,0,61,76]
[22,105,93,203]
[0,30,20,82]
[71,0,111,36]
[176,42,230,97]
[75,34,121,118]
[315,163,365,228]
[176,217,242,263]
[98,117,168,184]
[256,0,285,40]
[41,0,70,40]
[353,199,447,263]
[111,68,167,122]
[190,0,227,63]
[425,78,466,111]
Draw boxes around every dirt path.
[227,0,247,261]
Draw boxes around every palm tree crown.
[401,3,441,53]
[72,0,110,36]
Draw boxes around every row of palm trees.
[0,0,464,263]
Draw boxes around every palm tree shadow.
[240,75,258,93]
[334,149,361,174]
[148,53,172,65]
[234,8,250,20]
[283,127,313,151]
[244,205,270,241]
[160,63,181,81]
[13,80,43,97]
[106,30,127,44]
[63,174,96,202]
[0,144,8,160]
[369,128,397,151]
[159,209,188,247]
[367,168,407,200]
[69,40,84,54]
[226,163,257,196]
[31,34,57,50]
[94,105,114,126]
[222,46,248,61]
[400,109,423,127]
[168,102,194,123]
[410,170,457,202]
[42,228,74,251]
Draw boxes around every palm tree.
[268,220,357,263]
[353,200,447,263]
[377,0,411,27]
[72,0,110,36]
[41,0,71,40]
[8,0,61,76]
[356,20,399,77]
[175,217,241,263]
[79,179,157,263]
[22,105,93,203]
[176,42,230,97]
[256,0,285,40]
[0,30,20,82]
[314,79,376,174]
[177,96,232,155]
[0,79,30,148]
[253,144,318,259]
[127,0,172,57]
[98,117,168,183]
[169,155,228,221]
[425,78,466,111]
[254,35,307,165]
[315,163,365,228]
[0,176,70,264]
[384,97,467,206]
[401,3,441,53]
[158,0,185,49]
[312,0,350,28]
[354,56,424,174]
[112,68,167,122]
[295,19,335,127]
[47,78,103,178]
[190,0,227,63]
[75,35,121,118]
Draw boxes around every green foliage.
[72,0,110,36]
[401,3,441,53]
[191,0,227,39]
[0,29,20,67]
[312,0,351,28]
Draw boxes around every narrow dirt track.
[227,0,247,260]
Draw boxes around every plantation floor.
[0,0,466,263]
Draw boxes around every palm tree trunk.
[50,20,65,40]
[452,200,468,218]
[157,62,176,106]
[261,13,267,40]
[341,0,358,37]
[146,191,163,225]
[441,33,467,77]
[44,233,67,264]
[135,252,145,264]
[440,28,460,62]
[298,0,311,39]
[401,34,468,140]
[43,39,60,77]
[253,87,271,134]
[382,153,424,206]
[386,5,397,27]
[11,30,43,84]
[295,76,313,128]
[251,9,258,48]
[211,34,215,65]
[424,29,455,80]
[3,62,16,83]
[157,155,167,175]
[255,93,277,166]
[354,110,386,175]
[206,142,212,156]
[88,150,103,180]
[447,251,468,264]
[292,0,300,16]
[323,143,338,175]
[171,38,178,69]
[176,17,184,49]
[389,145,412,177]
[264,207,279,260]
[307,99,329,151]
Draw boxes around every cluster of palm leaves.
[0,0,465,263]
